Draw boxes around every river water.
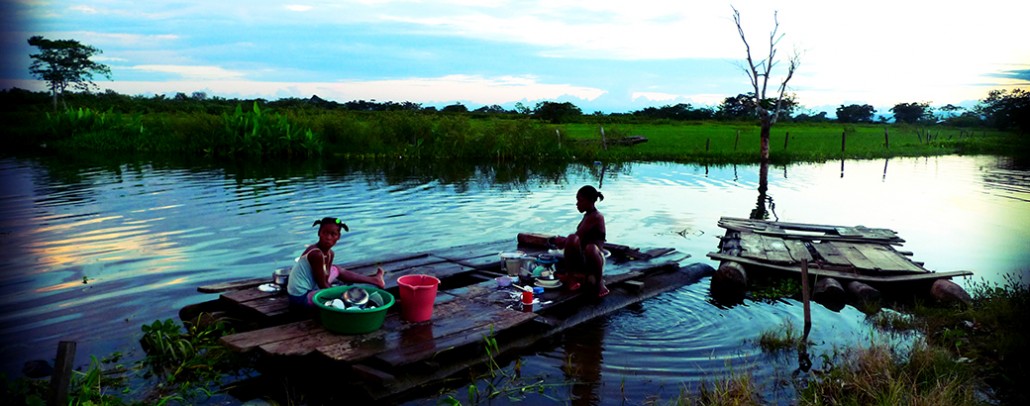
[1,153,1027,403]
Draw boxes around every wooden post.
[49,341,77,406]
[734,129,740,151]
[841,131,847,153]
[783,131,790,150]
[600,126,608,151]
[705,138,710,152]
[556,129,561,150]
[884,127,889,149]
[800,260,811,341]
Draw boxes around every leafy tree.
[793,111,830,123]
[533,101,582,124]
[976,89,1030,134]
[633,103,714,120]
[716,93,755,120]
[717,93,797,121]
[472,104,508,114]
[890,102,934,124]
[441,102,468,113]
[731,7,799,161]
[942,111,984,128]
[835,104,875,123]
[27,36,112,110]
[513,102,531,115]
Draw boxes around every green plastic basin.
[313,286,394,334]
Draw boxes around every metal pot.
[273,268,290,286]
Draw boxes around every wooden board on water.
[707,253,972,283]
[831,241,926,273]
[718,217,905,244]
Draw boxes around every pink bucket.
[397,274,440,322]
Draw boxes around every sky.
[2,0,1029,115]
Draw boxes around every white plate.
[548,248,610,259]
[535,280,563,289]
[257,283,281,292]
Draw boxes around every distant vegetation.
[1,87,1027,162]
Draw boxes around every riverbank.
[3,105,1026,163]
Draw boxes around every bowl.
[495,276,512,288]
[536,278,561,288]
[313,286,394,334]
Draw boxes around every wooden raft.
[191,233,696,399]
[708,217,973,284]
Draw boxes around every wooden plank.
[384,262,476,286]
[199,277,269,293]
[339,253,432,270]
[719,217,905,244]
[830,242,879,270]
[736,232,768,261]
[431,239,512,262]
[347,255,449,277]
[783,239,813,263]
[841,225,900,241]
[837,242,926,273]
[245,296,292,318]
[374,308,537,368]
[221,286,279,304]
[221,319,321,352]
[706,253,973,283]
[316,298,534,364]
[811,242,852,267]
[758,234,793,263]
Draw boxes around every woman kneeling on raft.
[550,185,609,298]
[287,217,386,310]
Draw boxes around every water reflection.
[1,153,1028,404]
[562,319,604,405]
[749,158,777,221]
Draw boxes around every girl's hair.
[312,217,349,232]
[577,185,604,202]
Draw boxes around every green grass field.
[559,121,1019,162]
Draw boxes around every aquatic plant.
[215,102,321,157]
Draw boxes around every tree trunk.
[759,123,771,161]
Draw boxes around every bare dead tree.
[732,6,799,161]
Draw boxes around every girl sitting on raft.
[287,217,385,309]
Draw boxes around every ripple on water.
[1,156,1027,401]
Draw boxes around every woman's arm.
[307,250,333,288]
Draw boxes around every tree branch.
[732,6,760,98]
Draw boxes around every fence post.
[734,129,740,151]
[841,131,847,153]
[600,126,608,151]
[884,127,889,149]
[706,137,710,152]
[556,129,561,150]
[49,341,77,406]
[783,131,790,150]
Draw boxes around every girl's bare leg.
[583,244,608,297]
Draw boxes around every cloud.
[51,31,180,47]
[284,4,313,12]
[128,65,246,80]
[69,5,98,14]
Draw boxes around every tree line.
[17,34,1030,135]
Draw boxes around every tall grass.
[12,106,1024,162]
